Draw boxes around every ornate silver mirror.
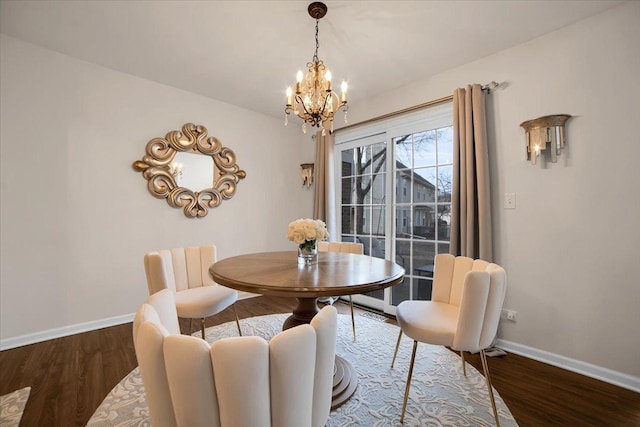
[132,123,246,218]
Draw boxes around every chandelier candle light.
[287,218,329,265]
[285,2,348,135]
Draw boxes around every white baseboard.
[495,339,640,393]
[0,313,135,351]
[1,293,260,351]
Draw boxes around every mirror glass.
[170,151,215,191]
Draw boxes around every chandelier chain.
[313,17,320,62]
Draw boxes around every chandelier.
[285,2,348,135]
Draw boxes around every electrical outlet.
[504,192,516,209]
[501,309,518,322]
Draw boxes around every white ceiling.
[0,1,623,120]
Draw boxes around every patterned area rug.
[89,314,518,426]
[0,387,30,427]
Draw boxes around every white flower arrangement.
[287,218,329,251]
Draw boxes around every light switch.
[504,192,516,209]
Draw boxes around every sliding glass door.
[338,134,390,311]
[335,105,452,314]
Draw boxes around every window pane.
[341,235,355,243]
[413,167,436,203]
[437,165,452,202]
[437,126,453,165]
[395,240,411,271]
[372,237,386,258]
[396,171,412,203]
[392,276,411,305]
[396,206,411,238]
[437,205,451,241]
[370,173,385,204]
[341,206,354,234]
[369,143,386,174]
[341,149,356,176]
[413,130,436,168]
[437,243,450,254]
[356,235,370,255]
[413,278,433,300]
[413,204,436,239]
[357,235,385,258]
[412,241,435,278]
[354,147,368,175]
[355,175,372,204]
[341,177,354,204]
[360,146,372,174]
[394,134,412,169]
[355,205,370,235]
[414,263,434,278]
[371,207,385,236]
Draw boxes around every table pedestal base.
[283,297,358,409]
[283,297,319,329]
[331,355,358,409]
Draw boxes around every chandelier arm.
[319,92,332,117]
[294,94,314,119]
[327,91,340,111]
[294,94,306,113]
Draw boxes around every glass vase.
[298,239,318,265]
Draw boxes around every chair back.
[134,290,338,427]
[145,246,217,294]
[133,290,178,427]
[432,254,507,352]
[310,303,339,427]
[318,241,363,255]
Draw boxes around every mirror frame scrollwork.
[132,123,246,218]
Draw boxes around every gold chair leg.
[400,340,418,424]
[391,329,403,368]
[200,318,206,340]
[349,295,356,341]
[480,349,500,427]
[461,350,467,377]
[232,304,243,336]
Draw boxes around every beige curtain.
[313,131,338,240]
[450,84,493,261]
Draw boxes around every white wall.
[0,34,315,343]
[342,2,640,380]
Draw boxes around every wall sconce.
[300,163,314,187]
[520,114,571,165]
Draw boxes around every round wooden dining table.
[209,250,405,408]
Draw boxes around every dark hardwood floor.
[1,295,638,426]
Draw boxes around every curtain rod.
[334,81,498,134]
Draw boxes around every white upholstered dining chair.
[133,289,338,427]
[317,241,363,341]
[144,245,242,340]
[390,253,507,426]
